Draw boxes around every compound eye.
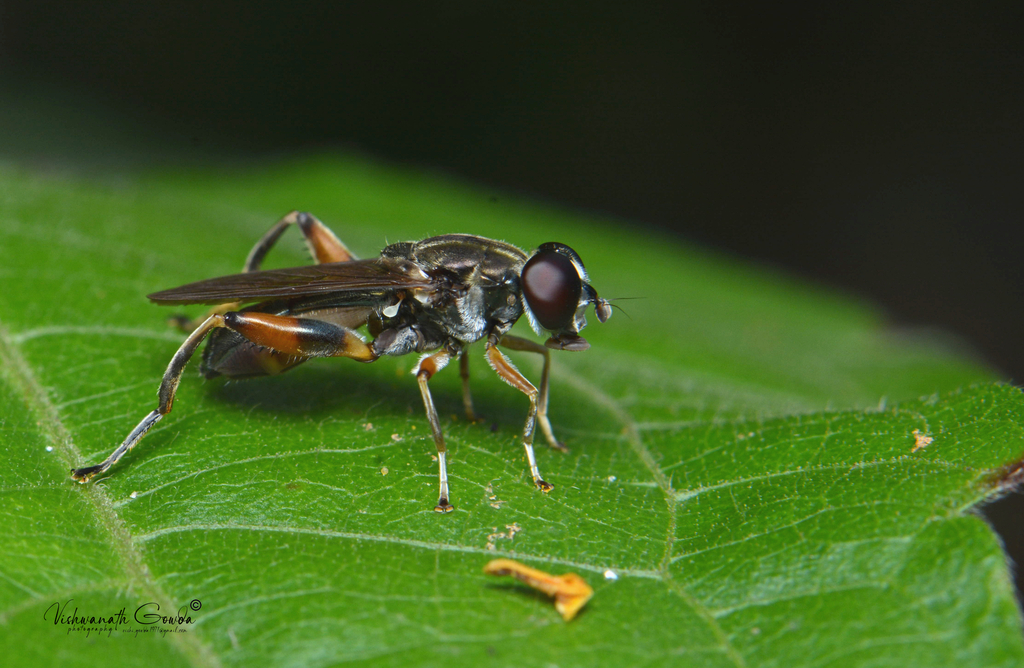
[522,249,582,331]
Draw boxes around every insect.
[71,211,612,512]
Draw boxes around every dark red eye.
[522,249,582,331]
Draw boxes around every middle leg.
[413,350,456,513]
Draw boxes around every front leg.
[498,334,568,452]
[485,336,554,493]
[72,312,376,482]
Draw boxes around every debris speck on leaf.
[911,429,934,453]
[484,558,594,621]
[486,523,521,548]
[381,466,389,476]
[603,569,618,581]
[484,484,506,508]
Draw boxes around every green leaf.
[0,156,1021,668]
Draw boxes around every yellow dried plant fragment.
[483,558,594,621]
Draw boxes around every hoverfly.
[71,211,612,512]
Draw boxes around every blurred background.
[1,2,1022,595]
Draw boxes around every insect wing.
[148,259,433,305]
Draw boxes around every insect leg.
[413,350,456,513]
[71,314,227,482]
[243,210,356,271]
[498,334,568,452]
[485,340,553,492]
[72,313,377,482]
[458,350,481,422]
[170,211,357,332]
[217,312,377,362]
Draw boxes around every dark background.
[2,2,1022,596]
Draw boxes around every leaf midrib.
[2,307,1007,668]
[0,317,222,668]
[2,313,753,668]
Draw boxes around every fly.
[70,211,612,512]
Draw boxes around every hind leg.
[171,211,357,331]
[243,210,356,270]
[72,312,376,482]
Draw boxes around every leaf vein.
[0,319,223,668]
